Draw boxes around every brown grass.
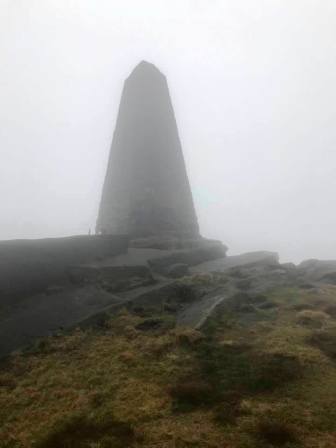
[1,286,336,447]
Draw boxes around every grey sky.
[1,0,336,263]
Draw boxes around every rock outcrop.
[298,259,336,283]
[0,235,128,307]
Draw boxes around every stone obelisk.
[96,61,199,237]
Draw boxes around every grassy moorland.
[1,281,336,447]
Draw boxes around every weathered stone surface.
[298,259,336,282]
[148,241,228,275]
[130,236,180,250]
[321,272,336,284]
[123,280,199,312]
[96,61,199,237]
[0,235,128,306]
[130,236,202,250]
[190,251,279,274]
[166,263,190,278]
[0,285,125,357]
[68,264,155,292]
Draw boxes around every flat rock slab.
[176,292,232,328]
[88,248,172,267]
[190,251,279,274]
[68,264,155,292]
[0,286,126,357]
[0,235,128,307]
[148,242,227,275]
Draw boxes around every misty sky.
[1,0,336,263]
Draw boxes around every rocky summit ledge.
[2,235,336,359]
[0,234,129,307]
[0,236,226,357]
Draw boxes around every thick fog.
[1,0,335,263]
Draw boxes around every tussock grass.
[35,413,135,448]
[255,417,299,446]
[1,285,336,447]
[308,329,336,360]
[296,310,330,328]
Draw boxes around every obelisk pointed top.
[127,60,165,79]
